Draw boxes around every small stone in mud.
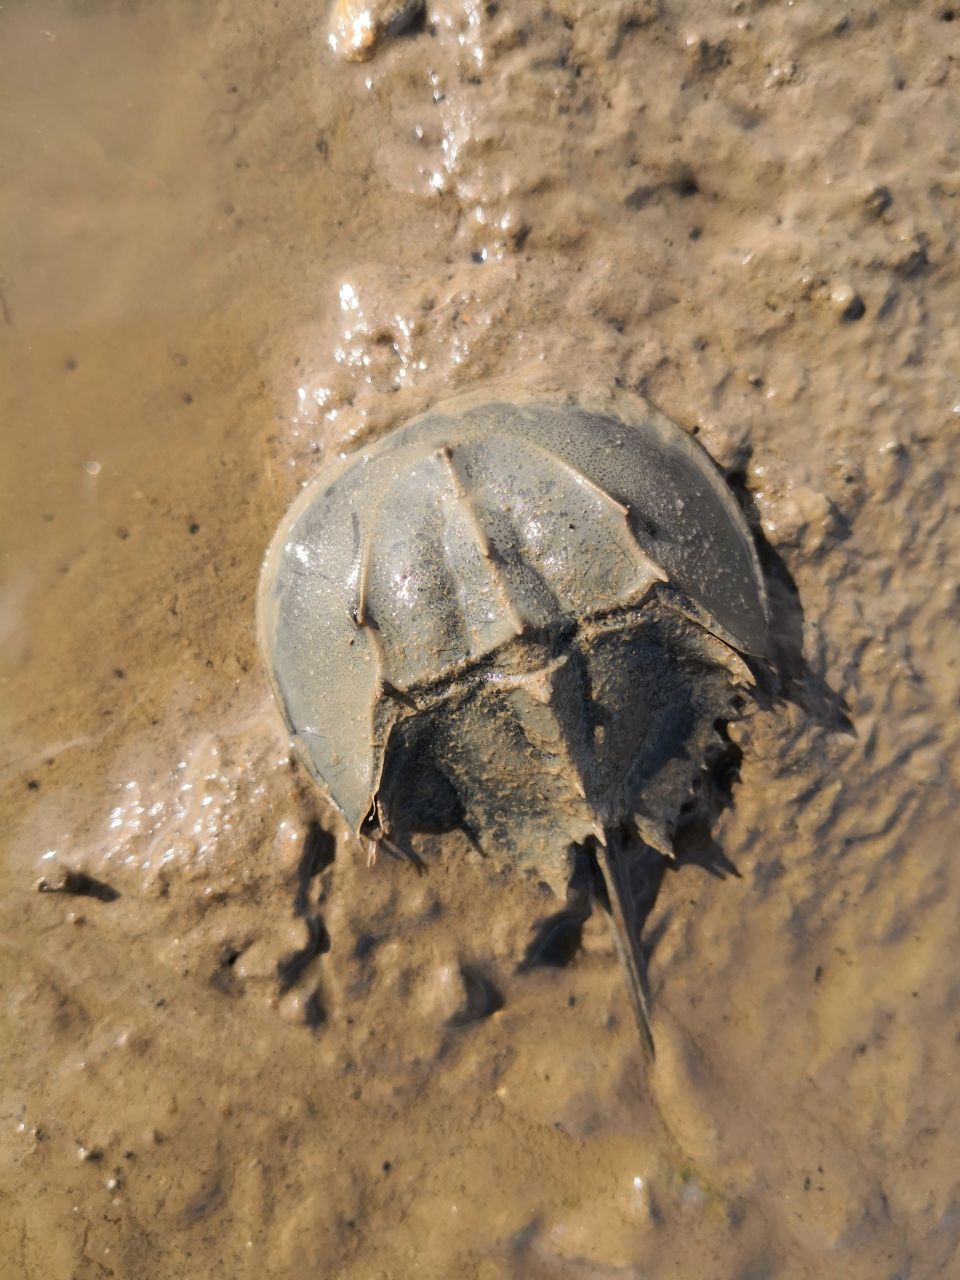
[328,0,424,62]
[840,296,866,323]
[864,185,893,217]
[830,281,866,322]
[37,868,119,903]
[188,521,200,535]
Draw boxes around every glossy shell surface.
[259,400,767,874]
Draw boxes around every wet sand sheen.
[2,2,959,1277]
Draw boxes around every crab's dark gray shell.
[259,400,767,883]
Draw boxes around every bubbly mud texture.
[2,2,959,1277]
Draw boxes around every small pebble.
[328,0,424,62]
[830,281,866,322]
[862,169,892,200]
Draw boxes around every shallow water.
[2,2,959,1277]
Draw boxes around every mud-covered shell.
[258,400,768,831]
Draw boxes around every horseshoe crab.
[259,399,768,1046]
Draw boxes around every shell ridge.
[520,437,669,600]
[459,436,591,629]
[361,450,468,690]
[424,451,513,663]
[513,403,768,655]
[353,484,382,628]
[655,585,758,677]
[440,445,528,640]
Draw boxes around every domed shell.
[258,400,768,831]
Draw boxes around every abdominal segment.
[373,600,746,891]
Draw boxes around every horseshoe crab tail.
[597,836,657,1061]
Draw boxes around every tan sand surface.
[1,2,958,1276]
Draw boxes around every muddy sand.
[2,2,959,1277]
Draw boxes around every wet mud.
[2,2,959,1277]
